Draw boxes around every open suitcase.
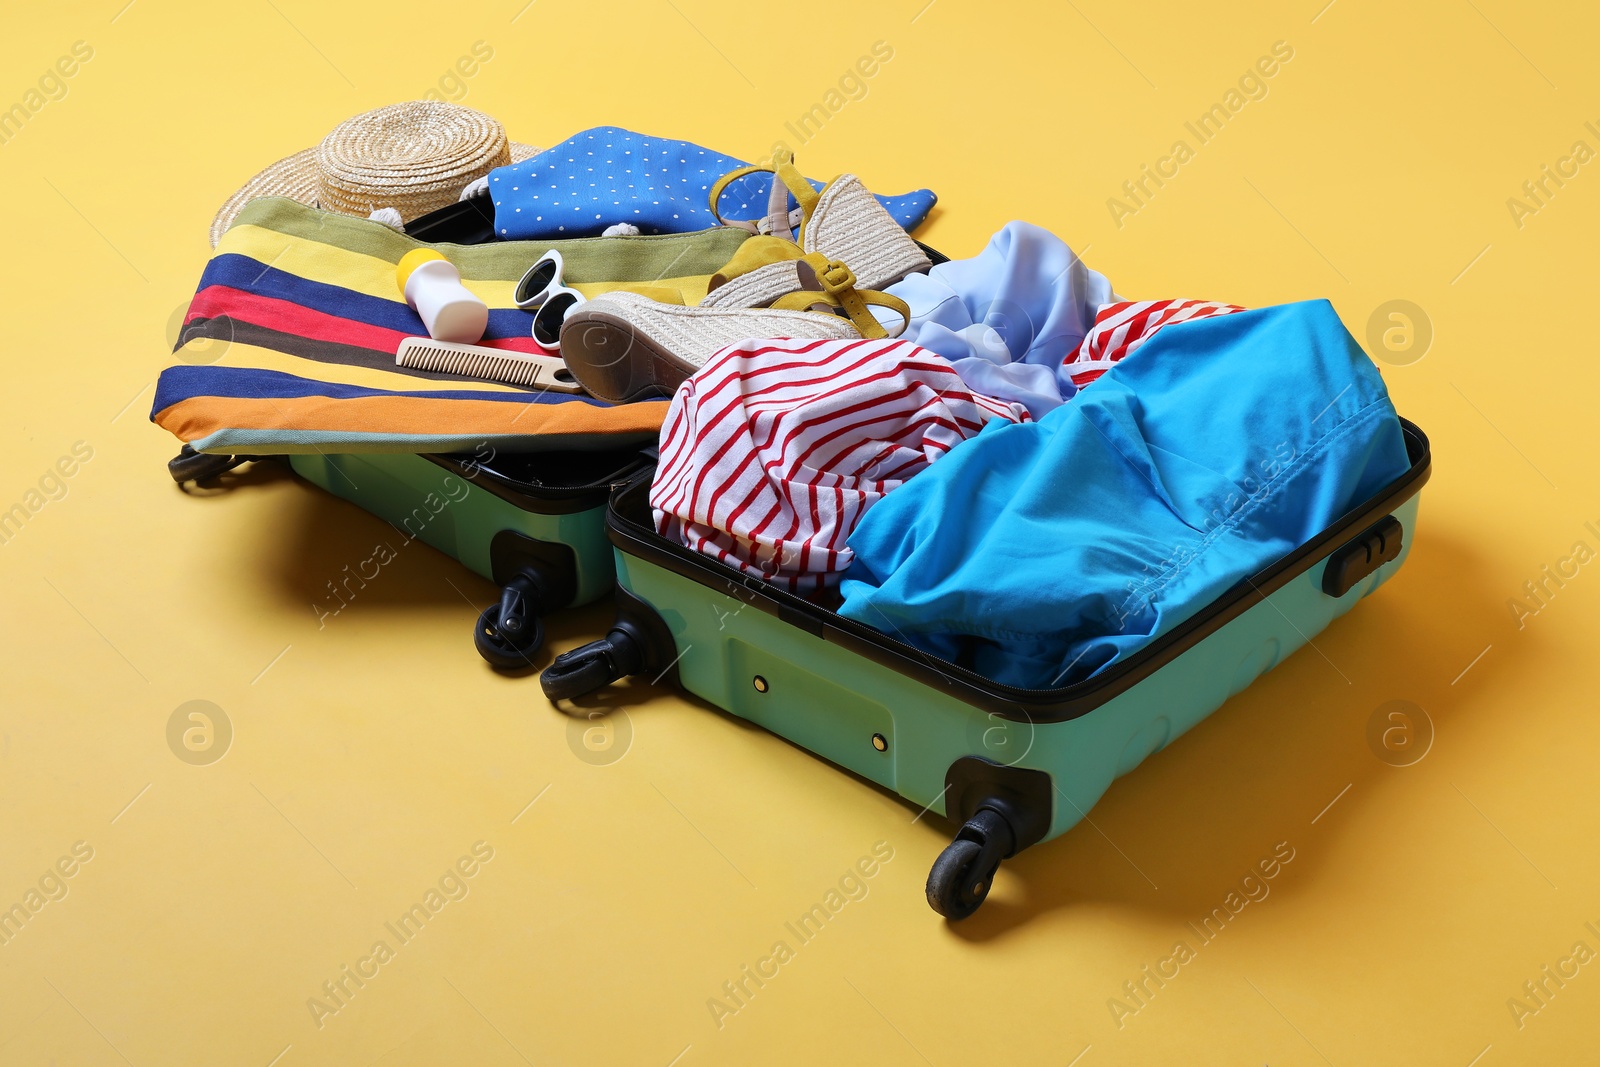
[169,443,649,666]
[542,418,1431,918]
[294,447,649,665]
[166,197,955,666]
[165,198,651,666]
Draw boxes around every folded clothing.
[880,222,1248,417]
[488,126,937,240]
[837,299,1412,689]
[880,221,1114,418]
[651,337,1029,592]
[154,197,751,455]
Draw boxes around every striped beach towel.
[651,337,1030,592]
[152,197,753,454]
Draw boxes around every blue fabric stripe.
[152,365,608,415]
[195,254,536,340]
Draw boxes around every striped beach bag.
[153,197,753,455]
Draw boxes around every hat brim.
[209,140,540,247]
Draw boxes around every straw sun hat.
[209,101,539,246]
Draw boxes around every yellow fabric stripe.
[222,224,410,302]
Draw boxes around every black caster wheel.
[926,838,998,920]
[474,603,544,669]
[168,444,254,485]
[539,646,617,701]
[540,625,645,701]
[474,574,548,669]
[926,806,1017,920]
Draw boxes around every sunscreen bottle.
[397,249,488,343]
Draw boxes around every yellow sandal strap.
[708,163,773,229]
[769,150,820,220]
[768,254,910,340]
[708,149,824,234]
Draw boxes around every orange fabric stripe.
[155,393,669,443]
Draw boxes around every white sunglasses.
[514,249,586,350]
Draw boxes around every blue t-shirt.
[837,300,1413,689]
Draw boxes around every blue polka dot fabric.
[488,126,937,241]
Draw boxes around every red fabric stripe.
[188,285,550,356]
[699,340,891,446]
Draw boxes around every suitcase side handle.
[1321,514,1404,597]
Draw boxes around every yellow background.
[1,0,1596,1063]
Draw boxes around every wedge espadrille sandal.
[559,252,911,402]
[707,150,932,291]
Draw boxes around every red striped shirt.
[1063,299,1243,388]
[651,337,1029,592]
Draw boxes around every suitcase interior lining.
[427,446,654,514]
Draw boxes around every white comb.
[395,337,584,393]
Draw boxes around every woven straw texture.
[208,103,538,246]
[802,174,930,290]
[587,292,857,370]
[316,101,507,218]
[208,147,323,247]
[699,260,808,310]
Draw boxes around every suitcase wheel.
[474,574,547,669]
[168,444,255,485]
[540,626,644,702]
[926,807,1015,921]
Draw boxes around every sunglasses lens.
[517,258,558,306]
[533,292,579,347]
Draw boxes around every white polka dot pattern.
[487,126,937,240]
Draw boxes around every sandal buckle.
[817,259,857,294]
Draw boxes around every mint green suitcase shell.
[547,420,1431,918]
[287,449,645,665]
